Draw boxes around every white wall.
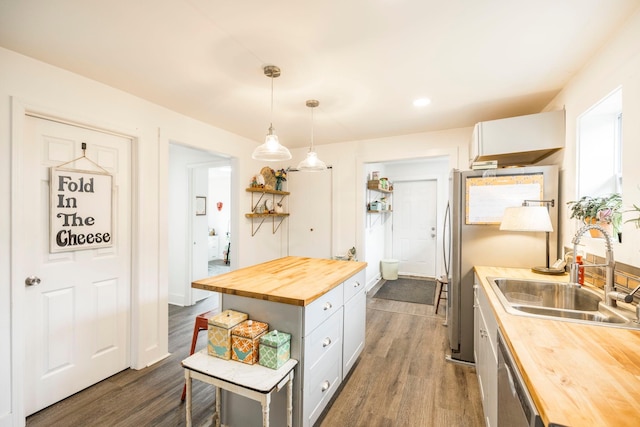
[364,163,389,287]
[208,167,231,248]
[544,8,640,265]
[0,47,265,425]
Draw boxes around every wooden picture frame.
[195,196,207,215]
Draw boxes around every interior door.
[191,167,212,303]
[20,115,131,415]
[287,169,332,258]
[392,179,438,277]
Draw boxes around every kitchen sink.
[491,277,601,311]
[487,277,640,329]
[510,305,628,324]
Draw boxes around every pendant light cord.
[310,105,315,151]
[270,72,274,129]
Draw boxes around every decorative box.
[207,309,248,359]
[230,319,269,365]
[259,330,291,370]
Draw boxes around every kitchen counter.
[192,255,367,306]
[192,256,367,427]
[475,266,640,427]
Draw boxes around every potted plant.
[625,204,640,229]
[274,168,288,191]
[567,193,622,239]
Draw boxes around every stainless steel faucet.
[570,224,640,318]
[570,224,617,306]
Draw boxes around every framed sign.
[195,196,207,215]
[50,168,113,252]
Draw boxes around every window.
[577,87,622,198]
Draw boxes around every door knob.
[25,276,41,286]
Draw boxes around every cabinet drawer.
[304,340,342,427]
[304,284,343,336]
[343,270,365,302]
[304,308,343,370]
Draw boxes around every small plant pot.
[586,218,611,239]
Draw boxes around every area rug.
[373,277,437,305]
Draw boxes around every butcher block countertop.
[475,266,640,427]
[192,256,367,306]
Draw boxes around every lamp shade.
[253,65,292,162]
[252,126,292,161]
[297,151,326,171]
[500,206,553,232]
[297,99,327,171]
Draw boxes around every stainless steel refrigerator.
[445,166,559,363]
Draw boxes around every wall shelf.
[366,180,392,227]
[246,188,290,236]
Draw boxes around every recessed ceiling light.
[413,98,431,108]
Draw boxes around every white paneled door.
[392,180,438,277]
[287,169,332,258]
[20,116,131,415]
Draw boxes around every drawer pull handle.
[323,302,332,311]
[322,337,332,347]
[321,380,330,392]
[353,281,361,288]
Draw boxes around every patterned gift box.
[207,309,248,359]
[230,319,269,365]
[259,330,291,370]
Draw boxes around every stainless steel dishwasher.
[497,330,544,427]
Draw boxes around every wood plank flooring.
[26,281,484,427]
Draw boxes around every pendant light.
[297,99,327,171]
[252,65,292,161]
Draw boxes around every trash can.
[380,259,399,280]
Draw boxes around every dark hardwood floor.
[26,282,483,427]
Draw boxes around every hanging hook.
[81,142,87,157]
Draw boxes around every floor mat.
[373,278,437,305]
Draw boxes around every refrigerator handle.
[443,201,451,277]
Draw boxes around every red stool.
[180,309,218,401]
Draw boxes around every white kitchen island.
[192,256,367,427]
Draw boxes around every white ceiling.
[1,0,638,148]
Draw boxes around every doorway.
[364,157,449,282]
[168,143,231,307]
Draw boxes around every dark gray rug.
[373,278,437,305]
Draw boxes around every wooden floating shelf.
[245,213,290,218]
[246,187,290,196]
[245,187,290,235]
[367,210,392,214]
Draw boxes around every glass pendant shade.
[252,124,292,161]
[297,99,327,171]
[297,150,327,171]
[252,65,291,161]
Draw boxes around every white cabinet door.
[474,274,498,427]
[343,288,365,374]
